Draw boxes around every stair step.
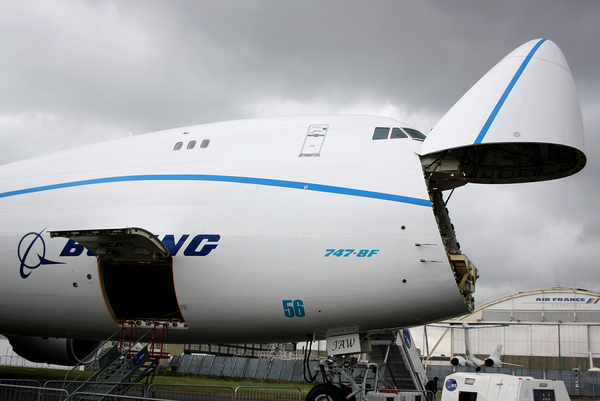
[73,322,169,396]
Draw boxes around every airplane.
[587,352,600,372]
[450,323,518,372]
[0,38,586,394]
[574,351,600,371]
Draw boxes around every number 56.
[283,300,305,318]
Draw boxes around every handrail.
[149,322,169,358]
[69,324,157,398]
[64,326,126,383]
[122,325,156,357]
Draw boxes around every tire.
[306,384,351,401]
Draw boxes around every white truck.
[441,373,570,401]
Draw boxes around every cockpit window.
[403,128,426,140]
[373,126,426,141]
[390,128,408,139]
[372,127,390,140]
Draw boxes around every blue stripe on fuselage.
[0,174,432,207]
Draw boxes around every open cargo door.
[50,228,185,327]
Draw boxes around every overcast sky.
[1,1,599,307]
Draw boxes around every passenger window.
[187,140,197,149]
[390,128,408,139]
[372,127,390,140]
[403,128,427,140]
[174,142,183,151]
[200,139,210,148]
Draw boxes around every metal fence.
[172,354,319,383]
[146,384,235,401]
[0,382,302,401]
[235,386,302,401]
[71,392,174,401]
[0,379,42,387]
[145,384,302,401]
[0,383,69,401]
[43,380,146,397]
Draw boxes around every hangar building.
[450,285,600,370]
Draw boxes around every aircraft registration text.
[325,249,379,257]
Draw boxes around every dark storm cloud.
[0,0,599,301]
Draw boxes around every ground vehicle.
[441,373,570,401]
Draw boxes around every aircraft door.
[300,124,328,156]
[50,228,185,326]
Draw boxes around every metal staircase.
[369,329,427,392]
[65,322,169,398]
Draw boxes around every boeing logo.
[59,234,221,257]
[18,229,64,279]
[19,231,220,279]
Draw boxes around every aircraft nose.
[420,38,586,184]
[506,38,570,72]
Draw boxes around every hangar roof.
[459,285,600,324]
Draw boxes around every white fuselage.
[0,115,468,343]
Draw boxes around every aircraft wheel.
[306,384,352,401]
